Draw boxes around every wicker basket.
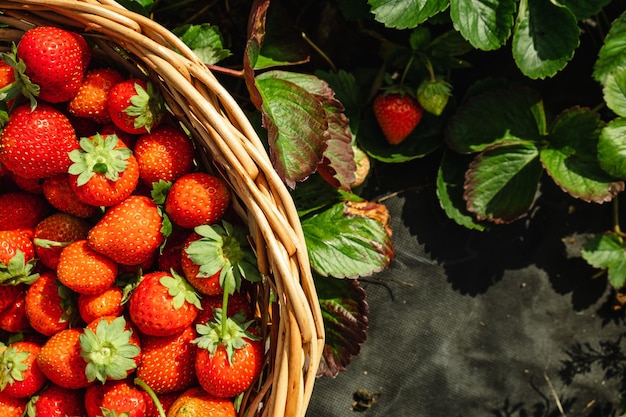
[0,1,325,416]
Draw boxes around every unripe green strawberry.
[417,78,452,116]
[372,92,424,145]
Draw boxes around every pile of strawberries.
[0,25,265,417]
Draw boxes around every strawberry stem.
[134,377,166,417]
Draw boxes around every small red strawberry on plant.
[107,78,164,135]
[164,172,231,229]
[68,133,140,207]
[0,103,79,179]
[372,88,424,145]
[80,316,142,384]
[88,195,165,266]
[0,340,48,399]
[182,222,261,296]
[128,270,201,337]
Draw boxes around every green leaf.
[428,29,475,58]
[598,118,626,180]
[255,71,330,188]
[512,0,580,79]
[558,0,612,20]
[436,150,487,231]
[302,202,393,278]
[446,85,545,153]
[594,10,626,84]
[465,141,542,223]
[542,108,623,203]
[449,0,516,51]
[368,0,449,29]
[115,0,153,16]
[603,68,626,117]
[173,24,232,65]
[581,233,626,288]
[316,100,356,190]
[315,274,368,377]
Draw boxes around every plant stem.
[134,378,166,417]
[301,31,337,72]
[613,195,624,236]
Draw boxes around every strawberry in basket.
[0,24,267,416]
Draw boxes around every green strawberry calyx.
[160,270,202,310]
[68,133,132,186]
[193,309,260,365]
[124,81,164,132]
[0,345,29,390]
[79,316,141,384]
[0,44,40,110]
[0,249,39,285]
[185,221,262,296]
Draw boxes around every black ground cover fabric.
[307,156,626,417]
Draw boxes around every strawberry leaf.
[465,141,542,223]
[512,0,579,79]
[581,233,626,288]
[602,67,626,118]
[254,71,329,188]
[446,85,546,154]
[368,0,449,29]
[173,23,232,65]
[302,202,393,278]
[594,11,626,84]
[315,274,368,378]
[543,107,624,203]
[449,0,516,51]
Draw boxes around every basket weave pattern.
[0,1,325,416]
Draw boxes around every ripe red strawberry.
[0,286,31,333]
[135,325,198,394]
[165,172,231,229]
[157,225,191,275]
[0,59,16,109]
[128,270,200,337]
[0,230,38,285]
[15,26,90,103]
[41,173,99,219]
[100,123,139,150]
[0,391,27,417]
[0,191,48,235]
[25,269,73,336]
[27,382,87,417]
[181,222,261,296]
[33,212,91,270]
[372,92,424,145]
[193,310,264,398]
[37,327,91,389]
[67,67,124,124]
[78,286,124,324]
[88,195,164,266]
[6,171,43,194]
[107,78,164,134]
[68,133,140,207]
[0,340,47,398]
[57,239,117,295]
[80,316,142,383]
[0,103,79,179]
[85,378,151,417]
[0,284,25,319]
[134,125,195,186]
[166,386,236,417]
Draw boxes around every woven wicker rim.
[0,1,325,416]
